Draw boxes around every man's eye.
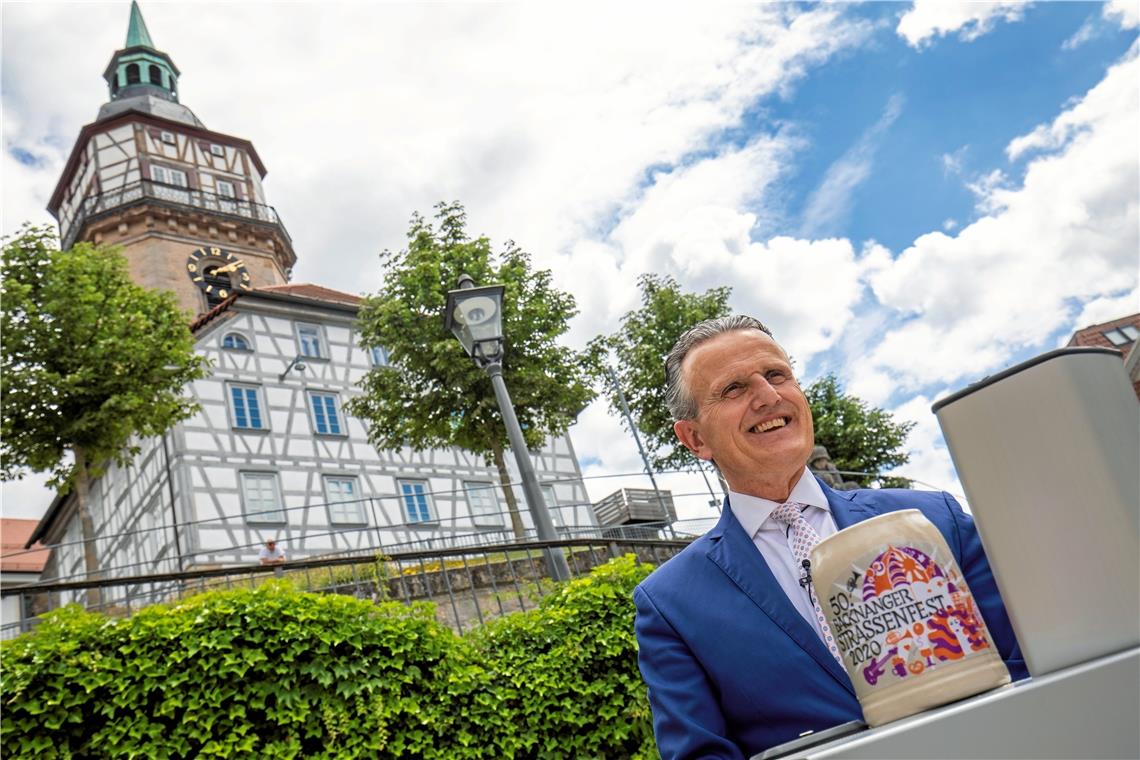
[722,383,744,397]
[767,371,788,384]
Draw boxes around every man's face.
[673,329,814,499]
[266,542,275,550]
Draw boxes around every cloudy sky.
[3,1,1138,523]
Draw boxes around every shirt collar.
[729,467,830,539]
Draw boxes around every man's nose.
[749,376,780,407]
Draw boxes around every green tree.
[806,373,915,488]
[597,273,731,472]
[347,203,599,537]
[1,226,207,604]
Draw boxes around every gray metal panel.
[934,348,1139,677]
[770,648,1139,760]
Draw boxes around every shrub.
[1,583,471,758]
[469,554,656,759]
[0,557,655,759]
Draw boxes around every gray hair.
[664,315,774,421]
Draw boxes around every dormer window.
[222,332,251,351]
[1104,326,1139,346]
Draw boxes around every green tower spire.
[124,1,154,48]
[103,1,181,103]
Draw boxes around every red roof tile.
[1,519,49,574]
[256,283,363,306]
[189,293,240,332]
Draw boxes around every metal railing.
[60,179,291,249]
[0,535,691,640]
[0,472,718,586]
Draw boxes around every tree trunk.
[491,439,527,539]
[73,447,102,609]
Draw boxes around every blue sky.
[3,2,1138,520]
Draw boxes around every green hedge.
[0,555,655,759]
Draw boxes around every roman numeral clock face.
[186,246,253,301]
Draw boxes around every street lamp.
[278,355,307,382]
[445,274,571,582]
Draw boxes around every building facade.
[29,3,594,590]
[1067,313,1140,399]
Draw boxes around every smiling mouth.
[749,416,790,434]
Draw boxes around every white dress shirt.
[728,467,838,641]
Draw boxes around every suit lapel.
[820,478,877,530]
[706,498,855,695]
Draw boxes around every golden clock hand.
[213,260,245,275]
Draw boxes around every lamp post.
[445,274,571,582]
[604,365,668,519]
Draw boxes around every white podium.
[772,648,1139,759]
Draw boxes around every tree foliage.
[1,225,206,488]
[599,276,914,487]
[1,557,656,759]
[596,274,731,472]
[2,225,207,598]
[347,203,600,535]
[805,373,915,488]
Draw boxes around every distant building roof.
[188,284,363,334]
[257,283,363,306]
[1,519,49,574]
[1068,312,1140,399]
[1067,313,1140,358]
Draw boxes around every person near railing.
[258,539,286,566]
[632,316,1026,760]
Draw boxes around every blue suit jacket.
[634,479,1027,760]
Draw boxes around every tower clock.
[186,246,253,309]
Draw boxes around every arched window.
[222,332,251,351]
[126,63,140,85]
[149,65,162,85]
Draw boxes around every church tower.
[47,1,295,315]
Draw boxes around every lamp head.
[445,275,506,365]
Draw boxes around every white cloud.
[1105,0,1140,29]
[1061,16,1099,52]
[889,394,966,499]
[799,93,904,238]
[1007,40,1139,160]
[863,48,1139,391]
[941,145,969,176]
[1068,288,1140,338]
[2,3,876,522]
[0,471,56,520]
[604,139,869,362]
[897,0,1030,48]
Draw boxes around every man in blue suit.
[634,316,1026,760]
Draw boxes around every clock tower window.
[203,265,232,309]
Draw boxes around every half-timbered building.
[28,2,595,587]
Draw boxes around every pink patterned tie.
[770,502,845,669]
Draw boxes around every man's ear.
[674,419,711,461]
